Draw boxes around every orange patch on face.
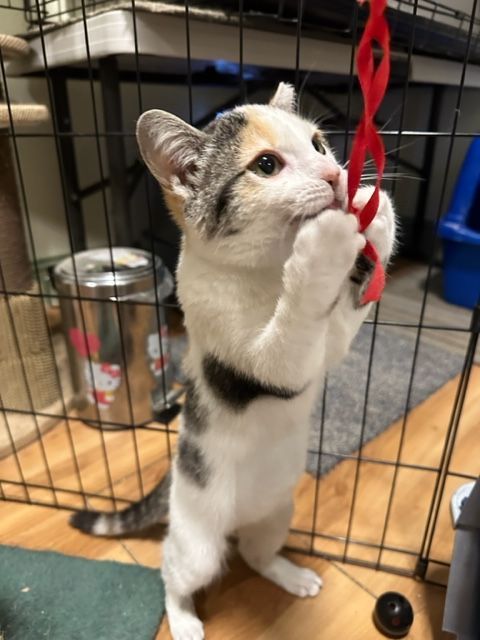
[238,108,281,166]
[164,189,186,230]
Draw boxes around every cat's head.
[137,82,346,268]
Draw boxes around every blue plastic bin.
[439,137,480,309]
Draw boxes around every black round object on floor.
[373,591,414,638]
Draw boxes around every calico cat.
[71,83,396,640]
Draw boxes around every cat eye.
[249,153,283,177]
[312,136,327,155]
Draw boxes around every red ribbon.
[348,0,390,304]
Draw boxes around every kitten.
[71,83,396,640]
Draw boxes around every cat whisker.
[312,111,337,127]
[378,105,402,133]
[384,139,419,157]
[362,171,421,178]
[360,173,424,182]
[298,69,315,113]
[382,175,425,182]
[343,140,419,169]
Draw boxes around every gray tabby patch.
[177,436,210,488]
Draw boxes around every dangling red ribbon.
[348,0,390,304]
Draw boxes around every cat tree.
[0,34,68,458]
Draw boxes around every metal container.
[54,247,174,427]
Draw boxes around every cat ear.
[269,82,297,112]
[136,110,206,190]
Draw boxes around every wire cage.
[19,0,480,66]
[0,0,479,594]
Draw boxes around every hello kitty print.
[147,327,170,379]
[84,361,121,409]
[69,328,122,410]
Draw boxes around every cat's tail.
[69,471,171,536]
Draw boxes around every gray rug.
[169,325,463,476]
[306,324,463,475]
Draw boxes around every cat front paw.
[294,208,365,275]
[286,208,365,311]
[353,186,396,263]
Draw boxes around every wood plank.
[0,501,137,564]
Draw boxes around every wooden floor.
[2,364,479,639]
[0,500,450,640]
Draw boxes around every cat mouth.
[292,199,343,225]
[297,211,323,223]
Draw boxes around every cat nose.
[324,166,341,188]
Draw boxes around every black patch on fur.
[202,354,301,411]
[203,110,247,140]
[350,253,374,286]
[184,379,209,434]
[70,510,100,534]
[195,110,248,237]
[350,253,376,308]
[70,471,171,535]
[215,170,245,228]
[177,437,209,488]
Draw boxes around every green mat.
[0,545,165,640]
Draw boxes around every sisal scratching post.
[0,104,33,292]
[0,34,69,459]
[0,103,49,128]
[0,34,30,58]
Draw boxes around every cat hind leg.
[238,501,322,598]
[163,515,227,640]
